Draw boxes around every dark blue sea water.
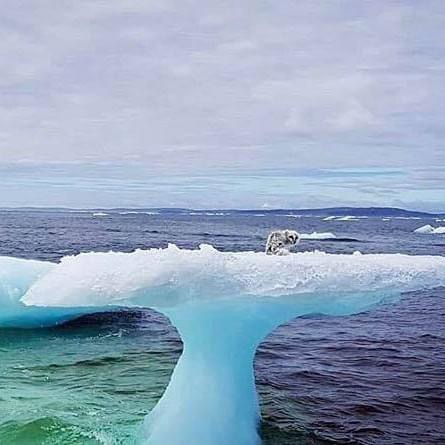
[0,209,444,445]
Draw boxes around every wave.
[92,212,108,217]
[414,224,445,234]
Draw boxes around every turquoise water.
[0,312,180,445]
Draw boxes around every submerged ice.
[2,245,445,445]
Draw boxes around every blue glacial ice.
[0,256,94,327]
[2,244,445,445]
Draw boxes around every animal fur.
[265,230,300,255]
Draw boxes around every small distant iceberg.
[300,231,336,240]
[323,215,360,221]
[323,215,359,221]
[92,212,108,217]
[337,215,359,221]
[414,224,445,234]
[189,212,230,216]
[119,211,159,215]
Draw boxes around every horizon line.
[1,205,444,215]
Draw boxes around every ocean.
[0,209,444,445]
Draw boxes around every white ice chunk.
[300,231,336,240]
[414,224,445,234]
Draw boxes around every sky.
[0,0,444,210]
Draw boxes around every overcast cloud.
[0,1,444,209]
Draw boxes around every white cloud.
[0,1,444,205]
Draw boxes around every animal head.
[284,230,300,245]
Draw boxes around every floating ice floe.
[323,215,360,221]
[300,231,336,240]
[336,215,359,221]
[119,211,160,215]
[18,245,445,310]
[414,224,445,234]
[188,212,229,216]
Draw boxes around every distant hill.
[233,207,444,217]
[1,206,443,217]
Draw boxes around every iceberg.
[0,256,92,327]
[336,215,359,221]
[300,231,336,240]
[323,215,359,221]
[414,224,445,234]
[2,245,445,445]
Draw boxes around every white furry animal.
[265,230,300,255]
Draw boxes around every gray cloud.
[0,0,444,171]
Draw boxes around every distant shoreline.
[1,206,444,218]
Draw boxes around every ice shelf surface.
[2,245,445,444]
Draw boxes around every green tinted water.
[0,312,181,445]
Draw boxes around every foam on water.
[2,245,445,445]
